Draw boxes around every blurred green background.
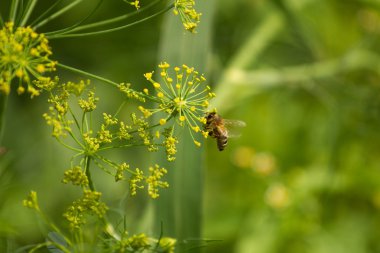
[2,0,380,252]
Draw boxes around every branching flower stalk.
[34,60,214,251]
[1,0,205,252]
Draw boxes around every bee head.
[206,112,216,120]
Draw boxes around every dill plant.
[0,0,209,252]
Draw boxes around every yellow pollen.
[15,69,23,77]
[36,64,45,73]
[144,72,153,80]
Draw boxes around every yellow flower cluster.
[62,166,89,186]
[146,164,169,199]
[127,0,140,9]
[115,162,130,182]
[0,22,56,97]
[162,127,178,161]
[78,91,99,112]
[63,189,108,229]
[129,168,145,196]
[22,191,39,211]
[115,232,176,252]
[143,62,214,148]
[173,0,202,33]
[129,164,169,199]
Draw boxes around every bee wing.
[223,119,246,138]
[223,119,247,128]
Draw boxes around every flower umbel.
[23,191,40,210]
[173,0,202,33]
[143,62,214,147]
[0,22,57,96]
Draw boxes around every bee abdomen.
[217,136,228,151]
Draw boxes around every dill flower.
[23,191,40,210]
[173,0,202,33]
[129,168,145,196]
[0,22,56,96]
[159,237,177,253]
[62,166,89,186]
[126,0,140,9]
[143,62,214,147]
[63,189,108,229]
[146,164,169,199]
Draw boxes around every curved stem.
[67,0,162,33]
[29,0,65,27]
[33,0,83,29]
[55,137,82,152]
[57,62,159,102]
[19,0,38,27]
[46,4,174,39]
[57,63,119,88]
[41,0,104,36]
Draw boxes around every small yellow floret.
[15,69,23,77]
[143,88,149,94]
[17,86,25,94]
[159,119,167,125]
[194,141,201,147]
[192,126,200,132]
[153,82,160,88]
[36,64,45,73]
[157,92,164,98]
[144,72,153,80]
[179,116,185,122]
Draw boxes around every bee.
[204,112,246,151]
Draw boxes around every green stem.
[9,0,20,22]
[41,0,104,36]
[84,155,120,240]
[19,0,38,26]
[84,156,95,191]
[67,0,162,33]
[46,4,174,39]
[0,94,8,145]
[55,137,83,152]
[33,0,83,29]
[29,0,65,27]
[57,62,158,102]
[57,63,119,88]
[0,12,4,26]
[35,208,72,248]
[114,100,127,118]
[29,241,71,253]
